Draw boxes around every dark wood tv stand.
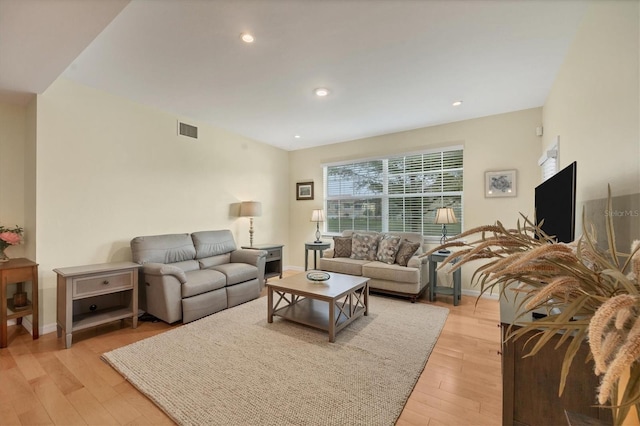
[501,323,611,425]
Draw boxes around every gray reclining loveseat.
[130,230,266,323]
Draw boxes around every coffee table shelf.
[273,298,365,331]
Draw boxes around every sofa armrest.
[230,249,267,266]
[323,248,335,258]
[230,249,268,290]
[142,262,188,284]
[407,256,430,289]
[407,255,429,268]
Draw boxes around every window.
[324,147,463,238]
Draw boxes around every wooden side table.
[0,258,39,348]
[428,252,461,306]
[305,242,330,271]
[242,244,284,280]
[54,262,140,348]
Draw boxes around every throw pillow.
[395,239,421,266]
[376,234,402,264]
[350,233,380,261]
[333,236,352,258]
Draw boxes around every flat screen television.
[534,161,577,243]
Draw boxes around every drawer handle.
[102,280,110,285]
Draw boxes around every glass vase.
[0,248,8,263]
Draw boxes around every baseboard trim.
[462,288,499,300]
[5,290,495,338]
[5,318,58,336]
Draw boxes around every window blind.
[324,148,463,237]
[539,142,559,182]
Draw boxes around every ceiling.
[0,0,589,151]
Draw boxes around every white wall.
[289,108,543,290]
[34,78,290,327]
[24,98,37,261]
[543,0,639,204]
[0,102,27,259]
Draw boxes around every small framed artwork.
[485,170,517,197]
[296,181,314,200]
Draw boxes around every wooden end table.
[0,258,39,348]
[242,244,284,280]
[304,242,330,270]
[54,262,140,348]
[428,252,462,306]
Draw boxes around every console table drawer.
[72,271,133,298]
[2,267,34,284]
[265,248,281,261]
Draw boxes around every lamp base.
[437,248,451,254]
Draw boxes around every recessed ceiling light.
[314,88,330,97]
[240,33,255,43]
[452,100,463,106]
[294,135,301,139]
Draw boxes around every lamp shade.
[310,209,325,222]
[434,207,457,224]
[240,201,262,217]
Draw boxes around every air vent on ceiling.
[178,121,198,139]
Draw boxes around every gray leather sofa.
[318,230,429,302]
[130,230,266,323]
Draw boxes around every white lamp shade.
[434,207,458,224]
[311,209,325,222]
[240,201,262,217]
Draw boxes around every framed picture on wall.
[485,170,517,197]
[296,182,314,200]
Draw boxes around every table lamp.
[240,201,262,247]
[434,207,457,253]
[310,209,325,243]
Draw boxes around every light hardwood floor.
[0,271,501,425]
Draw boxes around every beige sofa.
[130,230,266,324]
[318,230,429,302]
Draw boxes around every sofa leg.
[410,296,417,303]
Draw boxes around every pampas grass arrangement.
[422,188,640,425]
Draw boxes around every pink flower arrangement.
[0,224,23,250]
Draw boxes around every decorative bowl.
[306,271,330,282]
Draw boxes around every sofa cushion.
[376,234,402,264]
[211,263,258,286]
[333,236,352,258]
[350,233,380,261]
[362,261,420,284]
[192,230,237,259]
[198,254,232,269]
[131,233,196,264]
[318,257,369,276]
[171,260,200,272]
[395,239,421,266]
[182,269,227,298]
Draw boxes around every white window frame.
[322,146,463,241]
[539,137,559,182]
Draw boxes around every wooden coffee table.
[267,272,369,342]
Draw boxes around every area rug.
[102,295,449,426]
